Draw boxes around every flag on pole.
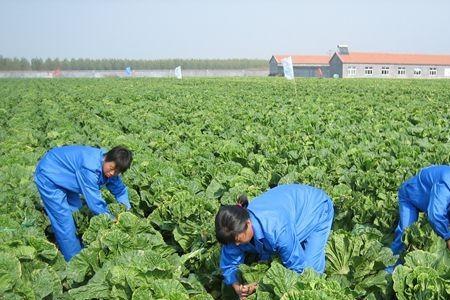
[281,56,294,80]
[125,66,132,77]
[175,66,182,79]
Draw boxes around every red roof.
[336,52,450,66]
[273,55,330,65]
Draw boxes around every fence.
[0,69,268,78]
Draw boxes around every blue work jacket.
[401,165,450,240]
[219,184,333,285]
[35,145,130,214]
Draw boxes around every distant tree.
[19,58,31,70]
[61,58,70,70]
[0,55,267,71]
[43,58,52,70]
[31,58,44,70]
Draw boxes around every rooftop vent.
[337,45,349,55]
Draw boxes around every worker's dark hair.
[105,146,133,173]
[215,195,249,244]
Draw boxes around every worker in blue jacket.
[390,165,450,256]
[34,145,133,261]
[215,184,334,299]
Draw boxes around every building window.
[414,68,422,76]
[347,66,356,76]
[429,67,437,76]
[381,66,390,75]
[398,67,406,75]
[364,66,373,75]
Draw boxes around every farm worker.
[215,184,334,299]
[390,165,450,256]
[34,145,133,261]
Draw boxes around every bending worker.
[215,184,334,299]
[390,165,450,256]
[34,145,133,261]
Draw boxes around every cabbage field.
[1,77,449,299]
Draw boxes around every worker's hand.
[232,282,258,299]
[232,283,246,299]
[245,283,258,296]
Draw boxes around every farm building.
[271,45,450,79]
[330,45,450,79]
[269,55,330,77]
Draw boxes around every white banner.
[281,56,294,80]
[175,66,182,79]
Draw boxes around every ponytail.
[237,194,249,208]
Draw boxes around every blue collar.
[248,209,265,245]
[248,209,275,254]
[98,148,107,185]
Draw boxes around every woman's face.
[103,160,119,178]
[234,219,254,245]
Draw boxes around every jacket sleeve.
[427,182,450,240]
[106,176,131,210]
[390,195,420,255]
[259,251,271,262]
[275,225,306,273]
[76,169,110,216]
[220,244,245,286]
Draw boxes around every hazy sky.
[1,0,449,60]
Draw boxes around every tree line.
[0,56,267,71]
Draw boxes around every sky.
[1,0,450,60]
